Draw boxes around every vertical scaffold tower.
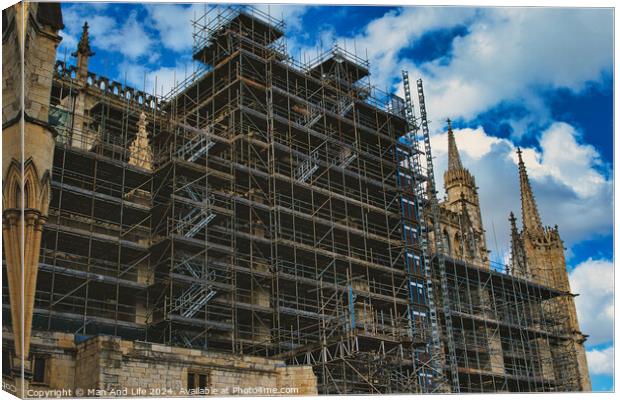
[145,5,439,393]
[401,71,460,392]
[415,78,460,393]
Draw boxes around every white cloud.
[336,7,475,94]
[94,11,155,60]
[430,126,503,160]
[145,4,310,54]
[569,258,614,346]
[58,33,77,57]
[59,6,154,60]
[431,122,612,261]
[59,9,116,57]
[118,60,196,98]
[503,122,609,199]
[254,4,310,31]
[146,4,209,53]
[416,8,611,129]
[586,346,614,376]
[313,7,611,134]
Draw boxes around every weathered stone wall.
[2,331,76,397]
[2,4,62,125]
[76,336,317,396]
[276,366,319,395]
[532,338,555,381]
[484,327,504,374]
[524,235,591,391]
[2,330,317,397]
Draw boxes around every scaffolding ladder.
[170,254,218,318]
[336,97,354,116]
[415,76,460,393]
[331,145,358,169]
[304,104,323,127]
[175,126,215,162]
[295,148,320,182]
[172,282,217,318]
[176,178,216,237]
[402,70,448,392]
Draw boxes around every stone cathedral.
[2,2,591,396]
[436,121,590,391]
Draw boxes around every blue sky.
[57,2,614,391]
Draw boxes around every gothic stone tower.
[439,120,489,266]
[2,1,63,387]
[509,148,591,391]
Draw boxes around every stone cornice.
[28,6,63,43]
[3,110,59,138]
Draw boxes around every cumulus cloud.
[254,4,310,31]
[146,4,210,53]
[118,61,195,97]
[144,4,310,55]
[354,7,476,87]
[98,11,155,60]
[418,8,611,125]
[60,5,155,60]
[510,123,608,197]
[430,126,503,160]
[313,7,611,134]
[569,258,613,346]
[587,346,614,376]
[59,7,116,57]
[431,121,612,261]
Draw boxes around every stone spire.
[443,118,476,203]
[72,22,94,82]
[440,119,489,267]
[511,150,592,390]
[517,148,543,233]
[447,119,463,171]
[72,21,94,57]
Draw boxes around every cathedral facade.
[435,121,591,391]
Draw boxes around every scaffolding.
[11,56,156,340]
[2,4,586,395]
[142,6,433,392]
[400,72,459,392]
[440,257,582,392]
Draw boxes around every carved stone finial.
[138,111,147,128]
[128,112,153,170]
[72,21,95,57]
